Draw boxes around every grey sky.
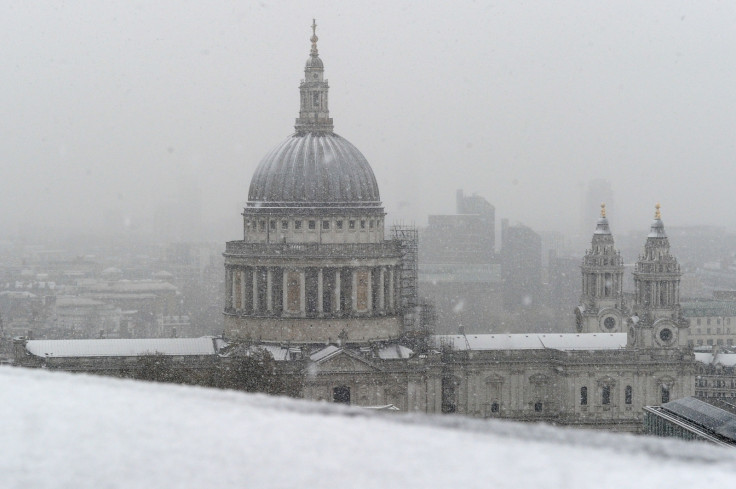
[2,1,735,242]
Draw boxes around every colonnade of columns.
[225,265,398,318]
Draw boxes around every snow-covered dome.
[247,133,380,206]
[246,20,381,209]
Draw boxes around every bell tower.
[628,204,689,348]
[575,204,626,333]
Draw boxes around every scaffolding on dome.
[390,224,418,331]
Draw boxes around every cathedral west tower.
[224,21,403,344]
[628,204,689,349]
[575,204,625,333]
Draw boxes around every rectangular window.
[707,328,711,334]
[625,386,632,405]
[349,220,356,229]
[295,220,302,230]
[580,387,587,405]
[697,328,701,334]
[491,402,499,413]
[369,220,374,229]
[270,220,276,230]
[322,220,330,230]
[718,328,722,334]
[336,220,343,230]
[259,220,266,232]
[661,387,670,404]
[697,318,702,326]
[708,318,712,325]
[534,402,543,412]
[728,339,733,346]
[308,220,316,230]
[360,220,366,229]
[718,339,724,345]
[697,340,703,346]
[281,220,288,230]
[707,339,714,346]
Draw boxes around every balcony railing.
[224,241,401,259]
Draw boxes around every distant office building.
[421,189,495,264]
[501,220,542,310]
[419,190,500,333]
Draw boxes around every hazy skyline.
[2,1,735,243]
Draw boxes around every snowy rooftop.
[2,366,736,488]
[695,352,736,367]
[25,337,218,358]
[432,333,627,351]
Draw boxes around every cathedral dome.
[247,20,381,209]
[247,133,380,206]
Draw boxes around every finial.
[310,19,319,57]
[655,203,661,220]
[600,203,606,218]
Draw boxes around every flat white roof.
[695,352,736,367]
[26,337,217,358]
[431,333,627,351]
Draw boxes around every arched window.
[580,387,588,405]
[625,385,632,405]
[661,387,670,404]
[602,385,611,405]
[491,402,499,413]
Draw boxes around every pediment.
[313,350,382,373]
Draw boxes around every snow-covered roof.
[3,366,736,488]
[26,337,218,358]
[432,333,627,351]
[695,352,736,367]
[55,295,105,307]
[310,345,341,362]
[376,344,413,359]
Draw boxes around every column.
[334,269,341,313]
[240,270,247,312]
[282,268,289,313]
[232,270,239,310]
[388,267,395,311]
[225,269,233,309]
[267,268,273,312]
[317,268,324,314]
[252,268,259,313]
[351,268,358,311]
[366,268,373,312]
[300,270,306,317]
[378,267,385,311]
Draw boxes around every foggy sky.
[2,1,735,243]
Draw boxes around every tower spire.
[295,19,333,134]
[310,19,319,57]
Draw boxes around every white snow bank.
[2,366,735,489]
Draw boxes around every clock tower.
[627,204,689,348]
[575,204,626,333]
